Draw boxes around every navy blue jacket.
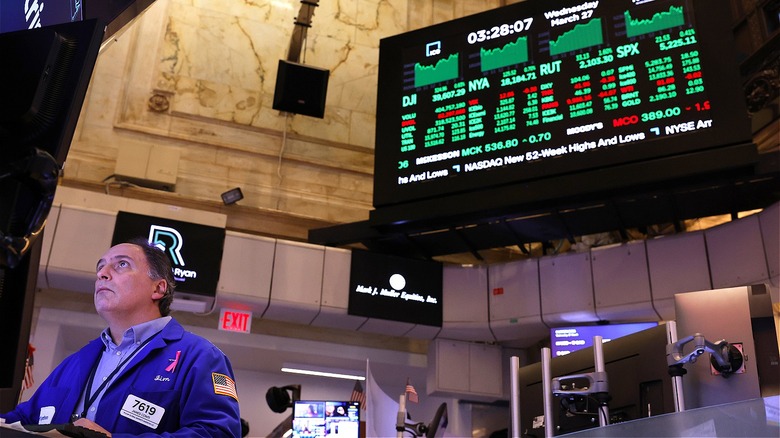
[2,319,241,437]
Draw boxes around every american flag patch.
[212,373,238,401]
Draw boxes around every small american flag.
[350,380,366,410]
[212,373,238,401]
[23,344,35,389]
[405,378,418,403]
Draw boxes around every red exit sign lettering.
[219,309,252,333]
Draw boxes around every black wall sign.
[348,250,443,327]
[112,211,226,298]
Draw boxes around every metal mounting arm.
[552,371,609,396]
[666,333,743,377]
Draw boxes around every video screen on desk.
[550,321,658,356]
[292,401,360,438]
[373,0,751,207]
[518,324,675,435]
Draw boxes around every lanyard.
[75,332,160,420]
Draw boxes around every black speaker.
[272,60,329,118]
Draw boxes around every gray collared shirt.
[73,316,172,421]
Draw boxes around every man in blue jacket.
[1,238,242,437]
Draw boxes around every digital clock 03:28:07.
[466,18,534,44]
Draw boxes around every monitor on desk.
[550,322,658,357]
[0,18,104,411]
[516,323,675,436]
[291,400,361,438]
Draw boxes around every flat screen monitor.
[292,400,361,438]
[0,17,103,410]
[0,19,104,270]
[551,322,658,357]
[516,323,675,436]
[0,19,103,166]
[111,211,226,299]
[373,0,752,208]
[0,1,83,34]
[348,250,443,327]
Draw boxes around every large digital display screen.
[348,250,443,327]
[373,0,751,207]
[112,212,226,298]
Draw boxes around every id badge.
[38,406,55,424]
[120,394,165,429]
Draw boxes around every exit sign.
[219,308,252,334]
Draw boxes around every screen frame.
[111,211,226,299]
[516,323,675,435]
[550,322,659,357]
[291,400,361,438]
[373,0,752,208]
[348,249,443,327]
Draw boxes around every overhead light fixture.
[281,363,365,381]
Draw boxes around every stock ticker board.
[373,0,750,207]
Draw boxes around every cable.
[103,179,141,194]
[598,404,609,426]
[277,112,290,183]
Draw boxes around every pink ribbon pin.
[165,350,181,372]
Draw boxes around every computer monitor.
[291,400,361,438]
[516,323,675,436]
[0,18,103,411]
[550,322,658,357]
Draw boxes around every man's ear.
[152,280,168,300]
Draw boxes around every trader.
[1,238,241,437]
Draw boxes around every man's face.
[95,243,164,317]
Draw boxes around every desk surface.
[560,396,780,437]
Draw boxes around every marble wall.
[63,0,517,240]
